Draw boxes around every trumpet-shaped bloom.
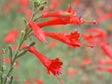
[82,28,107,46]
[98,12,112,23]
[29,21,46,42]
[45,30,80,48]
[99,59,112,65]
[4,29,19,43]
[101,42,112,59]
[80,58,92,67]
[37,6,96,27]
[42,10,71,18]
[97,66,112,73]
[28,46,63,76]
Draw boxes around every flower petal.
[29,21,46,42]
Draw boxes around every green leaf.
[8,45,13,64]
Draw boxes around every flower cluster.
[26,5,98,84]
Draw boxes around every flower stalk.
[2,1,44,84]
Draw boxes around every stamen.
[55,75,64,84]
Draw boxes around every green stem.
[1,77,3,84]
[9,76,13,84]
[4,67,13,84]
[3,34,26,84]
[3,2,43,83]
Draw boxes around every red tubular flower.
[73,0,80,6]
[24,79,32,84]
[34,79,44,84]
[101,42,112,59]
[82,34,96,46]
[82,28,107,46]
[3,57,10,64]
[24,79,44,84]
[67,68,77,75]
[28,46,63,76]
[98,12,112,23]
[99,59,112,65]
[42,10,71,18]
[29,21,46,42]
[80,58,92,67]
[3,0,14,13]
[18,0,29,6]
[97,66,112,73]
[4,29,19,43]
[37,6,96,27]
[37,17,68,27]
[42,5,75,18]
[44,30,80,48]
[67,5,76,16]
[37,15,95,28]
[86,28,107,39]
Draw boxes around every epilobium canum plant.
[1,0,112,84]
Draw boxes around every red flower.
[80,58,92,67]
[67,68,77,75]
[28,46,63,76]
[37,16,96,28]
[98,12,112,23]
[99,59,112,65]
[34,79,44,84]
[4,29,19,43]
[3,57,10,63]
[18,0,29,6]
[86,28,107,39]
[45,30,80,48]
[29,21,46,42]
[24,79,31,84]
[37,17,68,27]
[42,10,71,18]
[42,5,76,18]
[97,66,112,73]
[82,28,107,46]
[37,6,96,27]
[82,34,96,45]
[101,42,112,59]
[73,0,80,6]
[3,0,14,13]
[24,79,44,84]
